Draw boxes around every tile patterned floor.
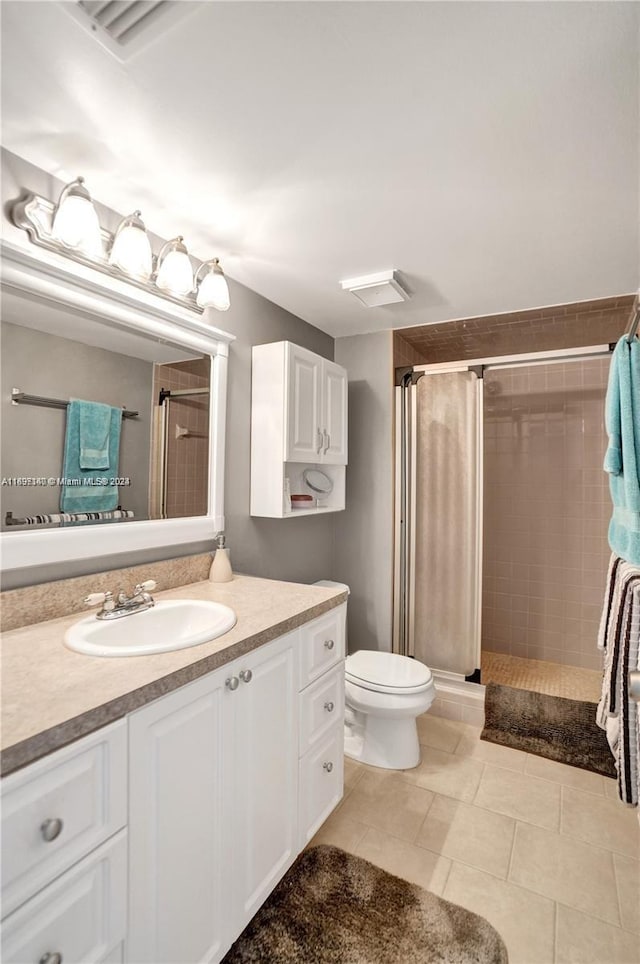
[481,651,602,702]
[310,715,640,964]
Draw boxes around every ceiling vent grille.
[65,1,194,60]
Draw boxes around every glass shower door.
[395,369,483,677]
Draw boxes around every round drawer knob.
[239,669,253,683]
[324,639,335,650]
[225,676,240,691]
[40,818,64,843]
[323,761,334,773]
[324,701,335,713]
[39,953,63,964]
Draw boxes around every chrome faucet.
[84,580,157,620]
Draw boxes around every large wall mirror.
[0,240,234,572]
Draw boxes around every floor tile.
[309,810,369,854]
[561,786,640,858]
[443,861,555,964]
[604,776,620,801]
[339,769,435,842]
[455,730,527,772]
[402,745,485,803]
[555,904,639,963]
[510,822,620,924]
[355,827,451,895]
[474,764,561,830]
[416,713,469,753]
[613,852,640,934]
[416,794,515,878]
[524,753,605,795]
[343,757,365,796]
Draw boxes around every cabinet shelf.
[282,506,345,519]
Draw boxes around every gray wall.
[1,149,336,588]
[1,322,153,523]
[333,332,394,653]
[222,280,335,583]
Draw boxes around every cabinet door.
[231,632,299,928]
[321,361,348,464]
[128,671,228,964]
[285,344,322,462]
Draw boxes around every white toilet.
[314,581,436,770]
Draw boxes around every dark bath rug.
[482,682,616,779]
[222,844,508,964]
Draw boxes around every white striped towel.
[596,554,640,806]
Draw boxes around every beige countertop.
[1,574,347,777]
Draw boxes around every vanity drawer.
[298,723,344,846]
[1,720,127,917]
[299,664,344,757]
[299,606,345,690]
[1,830,127,964]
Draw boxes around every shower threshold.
[481,652,601,703]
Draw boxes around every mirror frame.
[0,239,235,572]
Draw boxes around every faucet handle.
[135,579,157,593]
[85,592,107,607]
[84,591,115,610]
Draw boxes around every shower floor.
[481,651,602,703]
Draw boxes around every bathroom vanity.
[0,577,347,964]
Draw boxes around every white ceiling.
[1,1,638,337]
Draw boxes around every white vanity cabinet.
[251,341,348,518]
[0,602,346,964]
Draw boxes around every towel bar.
[11,389,139,419]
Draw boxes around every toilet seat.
[345,651,433,696]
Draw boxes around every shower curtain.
[395,370,482,677]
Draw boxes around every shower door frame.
[393,341,614,685]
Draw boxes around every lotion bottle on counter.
[209,532,233,583]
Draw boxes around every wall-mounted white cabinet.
[251,341,348,518]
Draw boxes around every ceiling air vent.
[65,1,195,60]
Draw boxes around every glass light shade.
[156,237,194,296]
[52,178,102,256]
[196,260,230,311]
[109,212,152,280]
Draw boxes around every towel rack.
[625,296,640,343]
[11,389,139,419]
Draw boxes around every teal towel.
[61,400,123,512]
[78,400,112,469]
[604,336,640,565]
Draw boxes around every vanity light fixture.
[195,259,230,311]
[11,180,232,313]
[51,176,102,257]
[155,236,194,296]
[109,210,153,280]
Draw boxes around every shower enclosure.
[394,342,613,696]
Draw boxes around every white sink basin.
[64,600,237,657]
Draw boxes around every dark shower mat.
[482,682,616,778]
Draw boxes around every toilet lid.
[345,651,432,691]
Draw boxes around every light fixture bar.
[12,191,229,315]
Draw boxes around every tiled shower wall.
[482,359,610,672]
[151,359,210,519]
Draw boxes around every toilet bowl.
[313,580,436,770]
[344,650,436,770]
